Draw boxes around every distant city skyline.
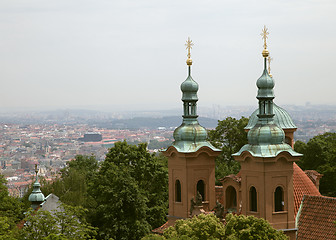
[1,0,336,111]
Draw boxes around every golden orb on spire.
[185,37,194,66]
[261,25,269,58]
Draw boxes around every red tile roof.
[293,163,321,217]
[297,195,336,240]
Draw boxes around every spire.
[185,37,193,67]
[169,38,219,153]
[180,37,199,120]
[256,26,275,119]
[233,26,301,157]
[261,25,269,58]
[28,164,45,210]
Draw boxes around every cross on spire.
[261,25,269,50]
[185,37,194,65]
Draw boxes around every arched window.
[249,186,257,212]
[225,186,237,212]
[197,180,205,201]
[175,180,181,202]
[274,186,284,212]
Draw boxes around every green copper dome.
[245,103,297,130]
[181,75,199,101]
[233,56,301,158]
[174,119,207,142]
[256,67,275,99]
[248,121,284,145]
[28,168,45,209]
[169,63,219,153]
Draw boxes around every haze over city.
[1,0,336,112]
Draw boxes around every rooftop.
[297,195,336,239]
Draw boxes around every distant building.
[78,132,102,142]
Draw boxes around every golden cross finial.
[267,56,273,77]
[185,37,194,66]
[261,25,269,49]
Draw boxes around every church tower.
[232,27,302,238]
[163,38,220,221]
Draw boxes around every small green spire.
[28,164,45,210]
[170,38,219,153]
[233,27,301,158]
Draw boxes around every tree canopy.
[142,213,288,240]
[89,141,168,240]
[294,132,336,197]
[0,174,24,238]
[19,204,97,240]
[208,117,248,181]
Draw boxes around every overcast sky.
[0,0,335,112]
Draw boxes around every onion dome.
[28,165,45,210]
[181,75,199,101]
[233,27,301,158]
[245,104,297,130]
[256,66,275,99]
[248,122,284,145]
[169,38,219,153]
[173,121,207,142]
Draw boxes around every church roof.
[296,195,336,240]
[245,104,297,130]
[293,163,321,217]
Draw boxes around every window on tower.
[249,186,257,212]
[175,180,181,202]
[197,180,205,201]
[274,186,284,212]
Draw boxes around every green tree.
[89,141,168,240]
[294,132,336,197]
[163,214,226,240]
[223,213,288,239]
[0,216,17,240]
[208,117,248,181]
[0,174,24,234]
[142,214,288,240]
[19,204,97,239]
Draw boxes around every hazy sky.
[0,0,335,111]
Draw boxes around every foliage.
[294,132,336,197]
[0,174,24,237]
[208,117,248,181]
[141,234,165,240]
[223,213,288,240]
[19,204,97,240]
[163,214,226,240]
[143,214,288,240]
[0,216,17,240]
[89,141,168,240]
